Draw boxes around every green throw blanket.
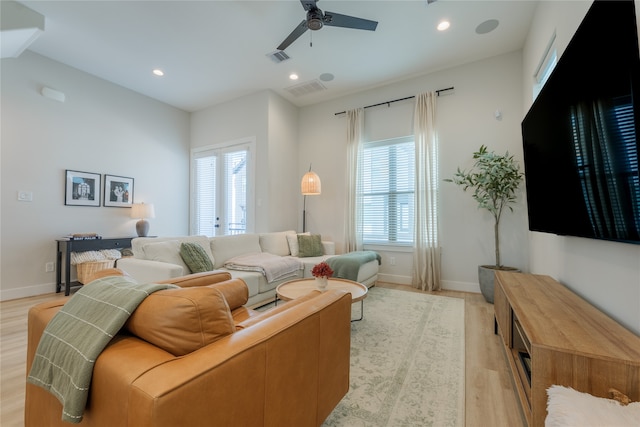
[326,251,381,281]
[27,276,174,423]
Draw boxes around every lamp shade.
[130,203,155,219]
[301,171,321,195]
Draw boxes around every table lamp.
[131,202,155,237]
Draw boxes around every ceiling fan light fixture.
[307,10,324,30]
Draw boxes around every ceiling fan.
[277,0,378,51]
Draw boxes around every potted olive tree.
[445,145,524,303]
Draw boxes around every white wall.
[267,92,299,232]
[1,51,190,300]
[522,0,640,334]
[298,50,528,293]
[190,90,299,233]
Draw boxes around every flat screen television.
[521,0,640,245]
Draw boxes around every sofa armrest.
[116,257,185,283]
[235,290,323,329]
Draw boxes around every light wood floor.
[0,284,524,427]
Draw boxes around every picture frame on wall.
[65,170,101,207]
[103,174,134,207]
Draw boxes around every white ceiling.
[14,0,537,112]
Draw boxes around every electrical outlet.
[389,257,396,266]
[17,190,33,202]
[45,262,55,272]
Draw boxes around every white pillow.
[259,231,294,256]
[210,234,262,269]
[545,385,640,427]
[287,232,309,257]
[142,240,190,273]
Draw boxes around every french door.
[191,140,253,236]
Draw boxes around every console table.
[56,237,134,296]
[494,271,640,426]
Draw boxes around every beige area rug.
[323,286,465,427]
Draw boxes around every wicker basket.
[76,260,115,284]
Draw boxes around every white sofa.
[117,231,379,306]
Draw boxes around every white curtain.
[345,108,364,252]
[412,92,441,291]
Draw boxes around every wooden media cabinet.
[494,271,640,426]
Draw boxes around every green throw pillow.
[179,242,214,273]
[297,234,323,257]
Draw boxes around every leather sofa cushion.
[125,286,235,356]
[157,273,249,311]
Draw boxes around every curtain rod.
[334,86,454,116]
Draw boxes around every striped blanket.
[27,276,174,423]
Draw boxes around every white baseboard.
[378,273,412,285]
[441,279,480,294]
[0,282,57,301]
[378,274,480,294]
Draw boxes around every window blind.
[360,136,415,244]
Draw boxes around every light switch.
[17,191,33,202]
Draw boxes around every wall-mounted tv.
[521,0,640,245]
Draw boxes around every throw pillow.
[297,234,323,257]
[287,232,309,257]
[142,240,190,273]
[180,242,214,273]
[210,234,262,269]
[259,231,294,256]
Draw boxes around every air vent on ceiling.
[285,79,327,97]
[267,50,290,63]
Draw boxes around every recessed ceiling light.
[289,73,299,80]
[437,20,450,31]
[152,69,164,77]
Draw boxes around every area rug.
[323,286,465,427]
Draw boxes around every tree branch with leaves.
[445,145,524,268]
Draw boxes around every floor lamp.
[301,165,321,232]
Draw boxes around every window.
[191,139,254,236]
[359,136,415,245]
[533,32,557,99]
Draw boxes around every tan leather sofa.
[25,270,352,426]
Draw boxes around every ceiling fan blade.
[323,11,378,31]
[277,20,309,51]
[299,0,318,12]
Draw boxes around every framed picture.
[103,174,134,207]
[65,170,101,207]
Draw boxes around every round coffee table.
[276,277,368,321]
